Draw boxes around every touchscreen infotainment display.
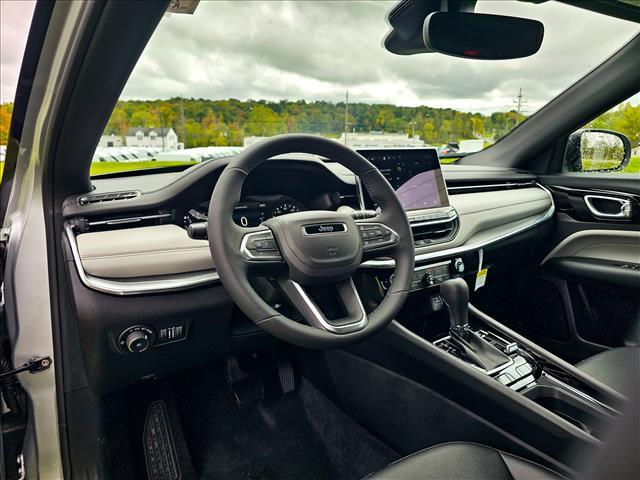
[357,148,449,211]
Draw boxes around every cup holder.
[521,377,615,439]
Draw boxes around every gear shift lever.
[439,277,509,371]
[439,277,469,338]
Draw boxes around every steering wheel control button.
[241,231,283,261]
[357,223,399,251]
[118,325,155,353]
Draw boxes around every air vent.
[412,218,458,247]
[79,190,141,205]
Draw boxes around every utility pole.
[179,95,187,147]
[513,88,527,126]
[344,91,349,147]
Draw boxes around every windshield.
[89,1,638,175]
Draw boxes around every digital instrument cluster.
[182,195,306,228]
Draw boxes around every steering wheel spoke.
[233,227,286,277]
[277,277,368,334]
[355,220,400,255]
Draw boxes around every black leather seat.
[576,346,639,397]
[367,443,565,480]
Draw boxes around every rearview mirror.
[564,129,632,173]
[423,12,544,60]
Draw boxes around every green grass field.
[0,160,197,179]
[89,161,197,176]
[0,157,637,181]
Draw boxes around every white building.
[156,146,243,163]
[245,132,426,149]
[125,127,180,150]
[337,131,425,149]
[243,136,269,147]
[98,134,123,148]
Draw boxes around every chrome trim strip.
[447,181,535,192]
[290,278,368,334]
[65,225,219,295]
[88,213,171,226]
[409,211,458,228]
[360,184,555,269]
[583,194,631,219]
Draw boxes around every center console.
[432,277,618,440]
[356,147,620,446]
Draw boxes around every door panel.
[536,174,640,360]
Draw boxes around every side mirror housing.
[564,129,632,173]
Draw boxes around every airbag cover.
[264,211,362,285]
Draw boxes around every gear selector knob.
[439,277,469,335]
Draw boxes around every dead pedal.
[143,400,180,480]
[278,356,296,394]
[226,355,264,407]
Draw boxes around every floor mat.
[173,364,398,480]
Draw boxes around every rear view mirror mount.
[423,12,544,60]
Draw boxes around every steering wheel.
[208,134,414,349]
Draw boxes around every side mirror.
[564,129,632,173]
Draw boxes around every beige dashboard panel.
[414,187,552,256]
[76,224,214,278]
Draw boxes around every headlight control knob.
[126,331,150,353]
[118,325,154,353]
[453,257,465,273]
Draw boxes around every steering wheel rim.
[208,133,414,349]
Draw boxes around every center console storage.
[367,253,622,445]
[419,274,620,441]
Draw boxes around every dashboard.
[62,153,554,391]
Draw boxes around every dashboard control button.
[126,331,150,353]
[497,373,514,385]
[453,258,465,273]
[118,325,155,353]
[430,295,444,311]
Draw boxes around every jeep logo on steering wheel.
[303,223,347,235]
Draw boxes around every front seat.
[366,443,565,480]
[575,346,640,397]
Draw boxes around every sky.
[1,0,639,114]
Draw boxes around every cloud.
[119,0,638,114]
[0,1,37,103]
[1,1,638,114]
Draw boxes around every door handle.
[584,194,632,219]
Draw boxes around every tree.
[0,103,13,145]
[244,105,287,137]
